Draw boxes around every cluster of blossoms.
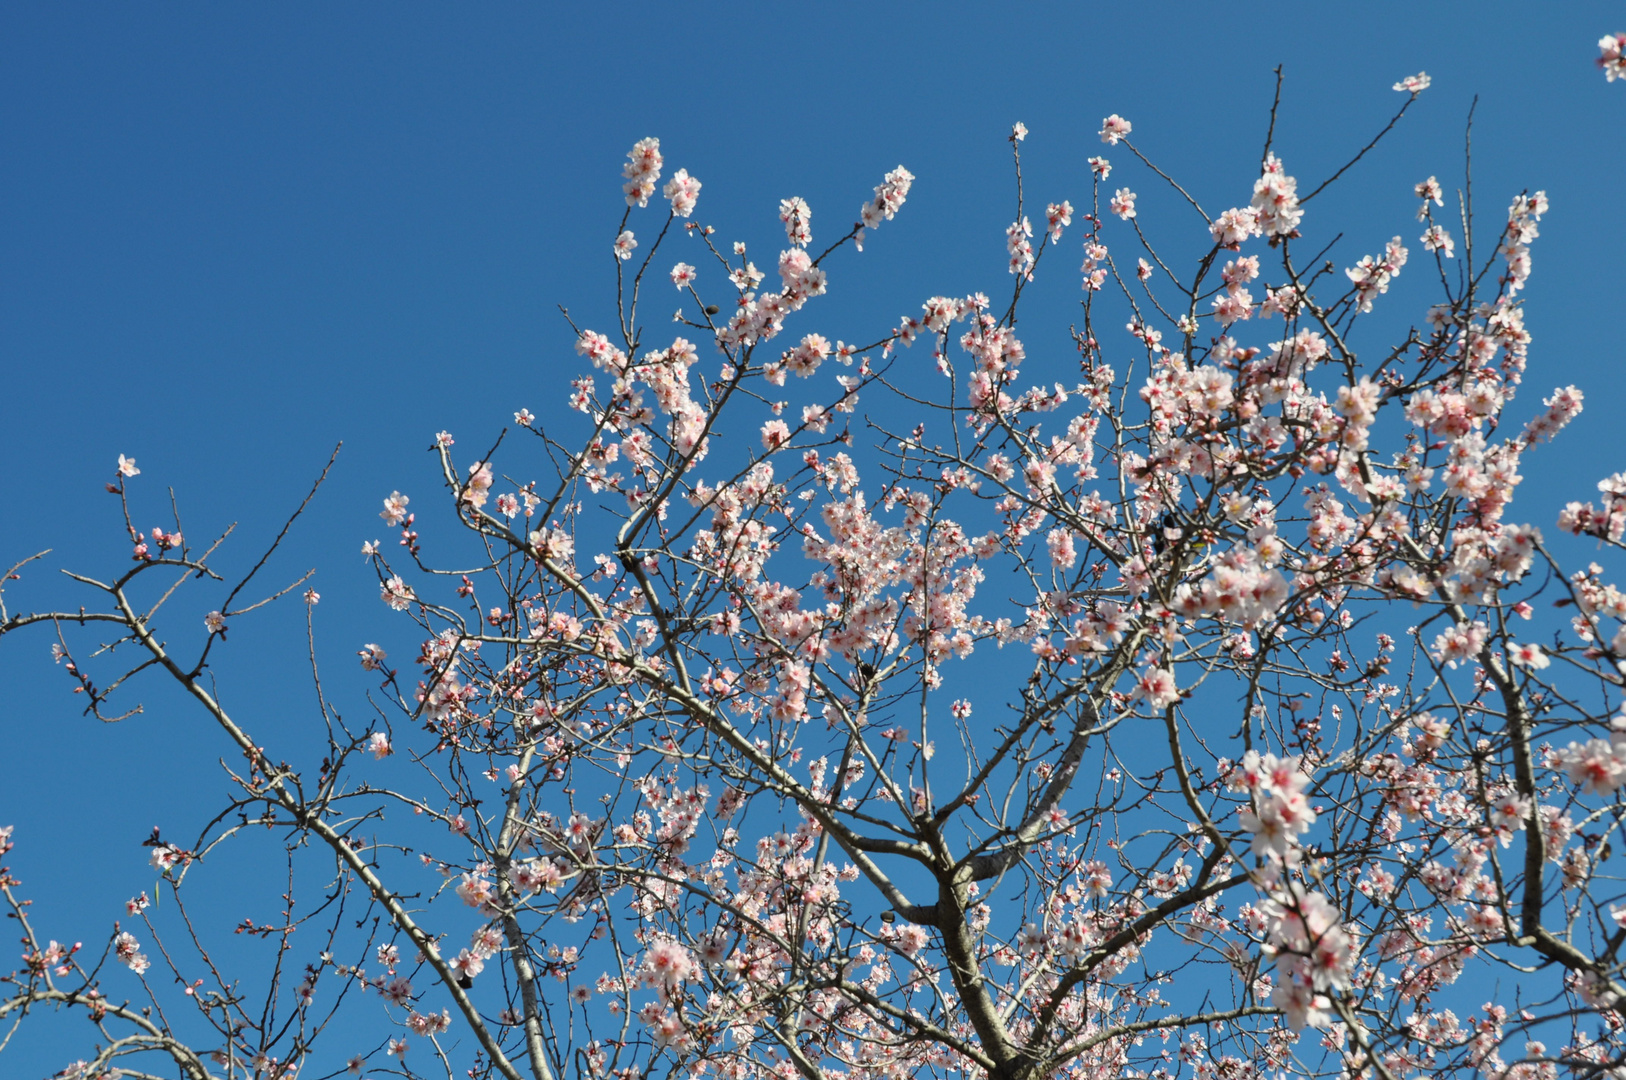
[1252,153,1302,237]
[1345,237,1408,312]
[855,165,913,249]
[1414,175,1456,256]
[1559,470,1626,541]
[113,930,150,975]
[1006,216,1034,277]
[1203,153,1302,248]
[707,221,856,350]
[1222,751,1359,1032]
[778,196,810,247]
[1098,114,1131,144]
[1211,254,1258,325]
[1502,190,1548,294]
[1044,199,1071,242]
[1551,716,1626,794]
[621,137,663,207]
[449,924,504,983]
[665,169,701,217]
[1228,751,1318,859]
[1262,886,1359,1030]
[1600,33,1626,81]
[620,138,702,218]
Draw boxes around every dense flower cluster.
[1601,33,1626,81]
[856,165,913,249]
[622,136,663,207]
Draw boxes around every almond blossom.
[1603,34,1626,80]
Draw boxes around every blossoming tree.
[7,48,1626,1080]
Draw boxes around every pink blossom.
[784,334,830,378]
[1098,114,1132,145]
[640,936,695,987]
[892,924,929,956]
[1505,641,1549,670]
[381,575,415,611]
[1522,385,1583,445]
[663,168,701,217]
[622,137,662,207]
[406,1009,451,1036]
[455,872,493,908]
[1046,528,1077,570]
[1602,34,1626,81]
[1210,206,1260,247]
[1554,735,1626,795]
[855,165,913,249]
[1431,621,1487,669]
[1128,663,1180,710]
[1234,751,1318,858]
[1345,237,1407,311]
[1211,289,1252,326]
[779,196,811,247]
[114,931,149,974]
[1251,154,1302,237]
[1421,224,1455,257]
[529,527,574,566]
[1044,201,1071,242]
[463,462,493,509]
[380,491,410,527]
[761,420,790,450]
[450,948,484,981]
[1007,217,1034,277]
[1416,175,1445,209]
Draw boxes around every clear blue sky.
[2,3,1623,1072]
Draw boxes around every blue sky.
[3,2,1624,1072]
